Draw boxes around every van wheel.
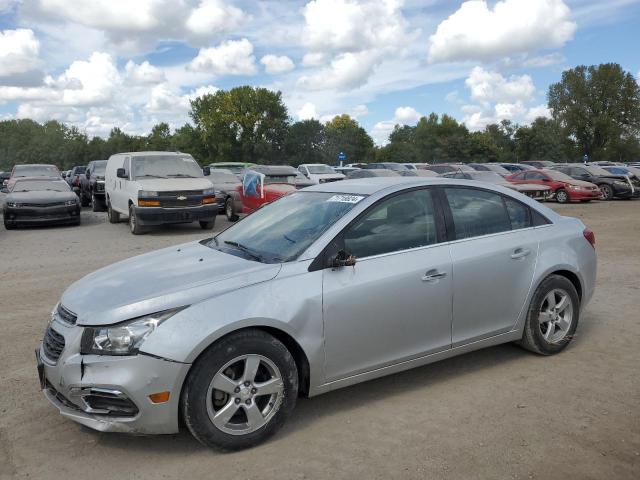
[199,219,215,230]
[107,200,120,223]
[225,197,239,222]
[129,205,146,235]
[517,275,579,355]
[181,329,298,450]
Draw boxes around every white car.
[298,163,345,184]
[105,151,217,234]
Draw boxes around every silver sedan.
[38,177,596,450]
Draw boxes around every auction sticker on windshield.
[326,194,364,203]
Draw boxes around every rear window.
[14,165,59,177]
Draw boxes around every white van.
[298,163,345,184]
[105,151,217,234]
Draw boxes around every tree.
[190,86,289,164]
[413,113,470,163]
[376,125,420,163]
[146,123,172,151]
[482,120,517,162]
[323,114,374,164]
[548,63,640,160]
[171,124,209,163]
[514,117,571,162]
[284,119,326,166]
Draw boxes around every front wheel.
[107,200,120,224]
[128,205,146,235]
[517,275,580,355]
[555,188,569,203]
[225,197,239,222]
[199,219,215,230]
[181,329,298,450]
[91,193,104,212]
[599,184,613,201]
[80,191,90,207]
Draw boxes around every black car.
[80,160,108,211]
[206,168,242,213]
[3,177,80,229]
[0,171,10,191]
[552,164,640,200]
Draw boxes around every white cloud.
[260,54,295,75]
[465,66,535,106]
[0,0,18,14]
[0,29,41,76]
[124,60,165,85]
[297,102,318,120]
[460,67,551,130]
[185,0,245,38]
[372,105,422,145]
[428,0,576,63]
[302,52,325,67]
[297,50,378,90]
[188,38,257,76]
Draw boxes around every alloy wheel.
[538,289,573,343]
[206,354,284,435]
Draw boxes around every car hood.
[566,179,597,187]
[309,173,345,180]
[61,241,281,326]
[6,190,77,203]
[134,177,213,191]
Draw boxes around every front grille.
[158,190,203,196]
[95,182,105,192]
[56,304,77,325]
[43,326,65,361]
[16,202,67,208]
[82,391,139,417]
[159,198,202,208]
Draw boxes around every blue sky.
[0,0,638,144]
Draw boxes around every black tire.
[128,204,146,235]
[517,274,580,355]
[4,218,15,230]
[199,219,215,230]
[107,199,120,224]
[225,197,239,222]
[91,192,102,212]
[599,184,613,201]
[555,188,569,203]
[80,191,90,207]
[181,329,298,451]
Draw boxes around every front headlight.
[613,181,628,186]
[203,188,215,195]
[568,185,580,190]
[80,308,185,356]
[65,199,77,206]
[6,201,19,207]
[139,190,158,197]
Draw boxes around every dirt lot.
[1,198,639,480]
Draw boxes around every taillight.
[583,228,595,248]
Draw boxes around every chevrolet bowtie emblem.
[177,196,187,200]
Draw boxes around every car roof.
[13,176,65,182]
[305,176,466,195]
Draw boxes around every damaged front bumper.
[37,318,191,434]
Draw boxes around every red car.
[507,169,601,203]
[224,165,297,221]
[7,164,61,192]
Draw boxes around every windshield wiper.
[168,174,198,178]
[136,174,168,179]
[223,240,265,262]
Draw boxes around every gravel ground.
[0,198,639,480]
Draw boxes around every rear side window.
[444,188,512,240]
[525,172,545,180]
[344,189,438,258]
[504,197,531,230]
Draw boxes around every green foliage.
[548,63,640,161]
[190,86,289,164]
[514,118,570,162]
[323,114,375,165]
[284,119,326,166]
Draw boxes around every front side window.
[445,188,512,240]
[344,189,438,258]
[525,172,546,181]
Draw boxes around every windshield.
[306,165,334,174]
[12,180,70,192]
[546,170,574,182]
[14,165,59,177]
[211,172,239,183]
[264,175,296,184]
[604,167,629,175]
[211,191,363,263]
[132,155,203,179]
[469,172,504,183]
[93,161,107,175]
[585,166,612,176]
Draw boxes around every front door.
[322,188,452,382]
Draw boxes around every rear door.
[442,187,539,345]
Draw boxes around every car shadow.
[81,341,539,454]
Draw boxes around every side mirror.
[203,166,211,176]
[61,172,67,179]
[116,168,127,179]
[331,250,357,268]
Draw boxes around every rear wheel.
[181,329,298,450]
[107,199,120,223]
[518,275,579,355]
[599,184,613,201]
[555,188,569,203]
[225,197,239,222]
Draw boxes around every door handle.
[510,248,531,260]
[422,269,447,282]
